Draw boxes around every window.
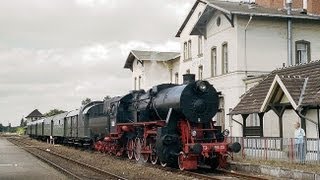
[188,40,192,59]
[295,40,310,64]
[215,96,225,130]
[134,77,137,90]
[138,76,141,89]
[198,65,203,80]
[198,36,203,56]
[186,69,190,74]
[222,43,228,74]
[175,73,179,84]
[183,42,188,60]
[211,47,217,77]
[216,16,221,27]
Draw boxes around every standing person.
[294,122,306,164]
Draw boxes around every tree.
[0,123,3,132]
[43,109,67,117]
[81,98,91,105]
[20,118,25,127]
[104,95,111,101]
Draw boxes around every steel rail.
[10,137,268,180]
[8,138,128,180]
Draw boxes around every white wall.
[131,58,180,90]
[263,110,280,137]
[305,109,319,138]
[237,16,320,71]
[132,58,144,90]
[179,3,206,83]
[282,109,300,138]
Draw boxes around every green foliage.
[0,123,3,132]
[81,97,92,105]
[16,127,25,135]
[43,109,67,117]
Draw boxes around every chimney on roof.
[286,0,292,15]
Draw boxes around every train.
[27,74,241,170]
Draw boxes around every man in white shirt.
[294,122,306,164]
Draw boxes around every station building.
[124,50,180,90]
[25,109,43,123]
[124,0,320,137]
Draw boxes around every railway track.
[151,164,268,180]
[9,137,269,180]
[7,137,127,180]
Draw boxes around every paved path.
[0,137,67,180]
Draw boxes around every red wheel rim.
[127,139,134,159]
[134,138,141,161]
[178,153,185,171]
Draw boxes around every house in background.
[124,50,180,90]
[176,0,320,136]
[25,109,43,123]
[231,61,320,139]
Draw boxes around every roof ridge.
[273,60,320,72]
[131,50,179,53]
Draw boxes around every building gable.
[26,109,43,118]
[124,50,180,71]
[260,74,306,112]
[231,60,320,115]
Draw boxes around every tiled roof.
[25,109,43,118]
[231,61,320,115]
[205,0,320,20]
[124,50,180,70]
[279,76,305,105]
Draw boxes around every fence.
[229,137,320,164]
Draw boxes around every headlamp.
[223,129,230,137]
[196,81,207,92]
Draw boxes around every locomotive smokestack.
[183,74,195,84]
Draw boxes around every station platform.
[0,137,66,180]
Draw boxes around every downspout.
[318,107,320,138]
[286,0,293,66]
[296,77,319,138]
[244,15,253,78]
[297,109,318,132]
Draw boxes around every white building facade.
[124,50,180,90]
[176,0,320,136]
[124,0,320,138]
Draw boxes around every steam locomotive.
[27,74,241,170]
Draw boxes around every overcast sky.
[0,0,194,126]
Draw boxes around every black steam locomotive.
[28,74,241,171]
[98,74,241,170]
